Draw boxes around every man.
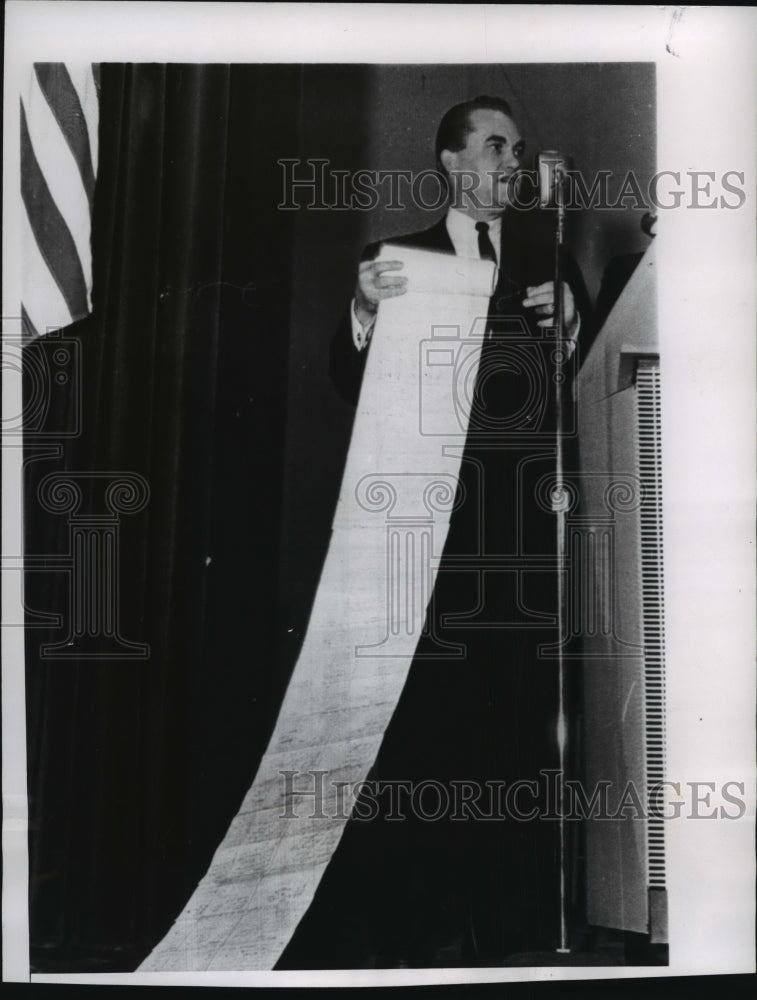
[330,95,589,404]
[279,96,593,970]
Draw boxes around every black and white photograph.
[2,2,755,989]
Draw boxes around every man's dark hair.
[435,95,514,168]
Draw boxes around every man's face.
[441,109,525,218]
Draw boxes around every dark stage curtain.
[24,64,303,972]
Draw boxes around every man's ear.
[439,149,456,175]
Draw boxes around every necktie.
[475,221,497,265]
[476,222,500,341]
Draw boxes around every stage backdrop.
[25,63,303,971]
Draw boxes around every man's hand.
[354,260,408,327]
[523,281,577,335]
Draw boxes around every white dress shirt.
[445,206,502,265]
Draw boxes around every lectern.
[575,241,667,944]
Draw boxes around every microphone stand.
[552,162,571,956]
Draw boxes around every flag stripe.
[34,63,96,213]
[69,65,99,182]
[21,305,41,343]
[24,74,94,302]
[21,204,74,336]
[20,99,89,323]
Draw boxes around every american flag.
[20,64,100,341]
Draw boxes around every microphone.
[537,151,568,209]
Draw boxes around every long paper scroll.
[140,245,497,971]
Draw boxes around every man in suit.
[279,96,593,970]
[330,95,590,404]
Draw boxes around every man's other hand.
[523,281,577,335]
[354,260,408,327]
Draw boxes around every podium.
[575,241,668,944]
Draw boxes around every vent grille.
[637,359,667,890]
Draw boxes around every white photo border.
[3,1,755,986]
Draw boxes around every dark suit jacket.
[329,210,594,406]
